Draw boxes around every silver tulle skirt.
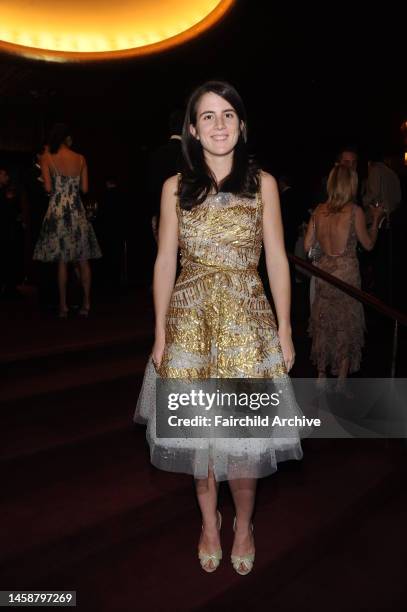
[134,357,308,482]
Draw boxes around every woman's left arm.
[261,171,295,372]
[80,156,89,194]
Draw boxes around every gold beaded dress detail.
[134,182,305,481]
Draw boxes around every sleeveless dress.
[134,185,307,481]
[309,204,365,374]
[33,159,102,263]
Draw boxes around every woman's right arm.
[40,156,52,194]
[304,205,320,253]
[151,175,179,368]
[354,205,384,251]
[303,213,315,253]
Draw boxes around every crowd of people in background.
[0,126,131,312]
[0,120,404,379]
[286,147,403,305]
[304,164,385,386]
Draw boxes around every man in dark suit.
[94,176,128,294]
[362,151,402,304]
[277,174,307,315]
[148,110,184,242]
[278,175,304,254]
[315,146,360,205]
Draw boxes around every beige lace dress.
[309,204,365,375]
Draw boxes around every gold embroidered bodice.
[159,190,286,379]
[178,192,262,272]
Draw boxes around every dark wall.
[1,0,406,284]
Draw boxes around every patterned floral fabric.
[134,182,306,481]
[309,204,365,375]
[33,169,101,263]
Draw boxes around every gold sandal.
[231,516,255,575]
[198,510,222,573]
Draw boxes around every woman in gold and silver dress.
[135,81,306,575]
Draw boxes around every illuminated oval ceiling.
[0,0,234,62]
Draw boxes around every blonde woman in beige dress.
[304,165,385,384]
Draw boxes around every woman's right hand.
[152,334,165,371]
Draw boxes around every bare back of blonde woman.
[304,165,385,385]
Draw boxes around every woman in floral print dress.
[33,124,101,317]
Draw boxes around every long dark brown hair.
[179,81,259,210]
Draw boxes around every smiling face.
[190,91,243,159]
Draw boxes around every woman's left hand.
[278,328,296,372]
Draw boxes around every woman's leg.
[195,468,221,570]
[77,260,91,310]
[57,261,68,313]
[73,263,81,283]
[338,356,349,380]
[336,357,351,395]
[228,477,256,571]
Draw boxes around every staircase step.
[194,452,406,611]
[0,330,150,367]
[1,426,191,570]
[1,376,143,461]
[0,289,154,365]
[250,489,407,611]
[3,440,402,611]
[0,340,151,403]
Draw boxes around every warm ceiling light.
[0,0,234,62]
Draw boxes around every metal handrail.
[287,253,406,377]
[288,254,407,327]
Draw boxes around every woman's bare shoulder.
[313,202,326,215]
[161,175,180,213]
[340,202,356,217]
[259,171,278,205]
[68,149,84,161]
[42,151,52,164]
[163,174,179,191]
[260,170,277,189]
